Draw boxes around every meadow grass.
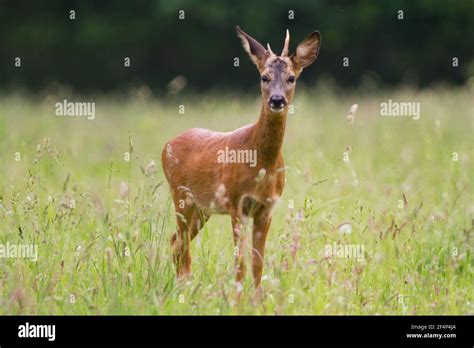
[0,85,472,314]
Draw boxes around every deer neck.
[252,103,287,169]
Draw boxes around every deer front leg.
[171,187,203,278]
[252,211,272,290]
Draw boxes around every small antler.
[266,43,274,55]
[281,29,290,56]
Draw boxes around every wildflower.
[347,104,358,124]
[338,223,352,235]
[256,168,266,182]
[145,160,156,176]
[214,183,228,206]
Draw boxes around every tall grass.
[0,85,472,314]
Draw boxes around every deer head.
[236,26,321,114]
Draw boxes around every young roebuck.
[162,26,321,292]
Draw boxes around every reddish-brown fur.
[162,26,320,291]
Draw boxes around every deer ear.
[236,26,269,70]
[291,31,321,74]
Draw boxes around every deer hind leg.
[170,190,209,278]
[171,208,193,278]
[231,213,249,291]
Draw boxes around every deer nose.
[269,95,286,109]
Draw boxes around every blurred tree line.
[0,0,473,94]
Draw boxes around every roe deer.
[162,26,321,292]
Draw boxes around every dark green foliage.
[0,0,473,93]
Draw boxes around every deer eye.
[287,76,295,83]
[261,75,270,83]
